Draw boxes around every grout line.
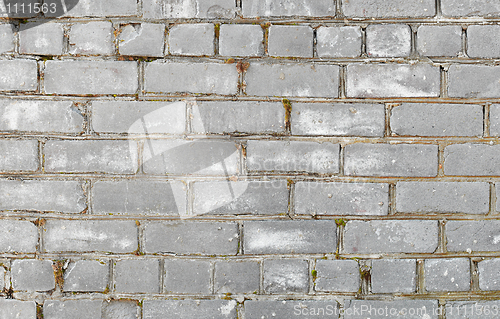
[335,0,344,18]
[440,65,449,98]
[435,0,442,18]
[360,26,367,57]
[388,183,397,215]
[484,103,491,138]
[309,258,316,294]
[470,258,480,291]
[490,182,497,216]
[312,27,318,58]
[417,259,425,293]
[259,258,264,294]
[438,220,448,254]
[359,259,371,295]
[159,258,165,294]
[109,259,116,293]
[238,221,244,255]
[338,145,345,176]
[85,179,92,214]
[338,65,346,99]
[138,60,145,98]
[437,143,445,177]
[210,260,215,294]
[287,180,295,218]
[410,24,418,58]
[214,23,220,56]
[187,181,194,218]
[461,26,468,58]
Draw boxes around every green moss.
[335,219,346,227]
[311,269,318,281]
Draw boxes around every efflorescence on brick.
[1,0,500,318]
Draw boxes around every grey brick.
[12,260,55,291]
[295,182,389,216]
[164,259,211,294]
[69,21,114,55]
[291,102,385,137]
[446,301,500,319]
[44,61,138,95]
[444,144,500,176]
[366,24,411,57]
[219,24,264,57]
[446,220,500,252]
[243,220,336,254]
[142,139,239,175]
[417,25,462,57]
[467,25,500,58]
[46,0,138,17]
[192,101,285,134]
[91,100,186,134]
[448,65,500,98]
[44,220,138,253]
[0,299,36,319]
[102,301,140,319]
[44,140,137,174]
[268,25,313,58]
[115,259,160,293]
[490,104,500,136]
[315,260,360,292]
[63,260,108,292]
[144,61,238,95]
[495,183,500,212]
[144,0,237,19]
[19,23,64,55]
[317,26,362,58]
[442,0,500,17]
[344,143,438,177]
[93,180,186,216]
[391,103,483,137]
[0,220,38,253]
[0,100,84,133]
[244,300,340,319]
[396,182,489,214]
[0,24,14,53]
[43,300,102,319]
[343,300,439,319]
[344,220,439,253]
[119,23,165,57]
[0,139,38,172]
[245,63,339,97]
[425,258,470,292]
[371,259,417,293]
[168,23,214,56]
[264,259,308,293]
[0,266,4,289]
[346,63,440,98]
[214,260,260,294]
[246,140,339,174]
[478,258,500,290]
[144,221,239,255]
[343,0,435,18]
[242,0,336,17]
[193,180,288,216]
[143,300,237,319]
[0,59,37,92]
[0,180,86,213]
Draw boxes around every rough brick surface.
[467,25,500,58]
[144,0,237,19]
[0,299,36,319]
[446,301,500,319]
[268,25,313,58]
[441,0,500,17]
[315,260,360,292]
[425,258,470,292]
[164,259,211,294]
[219,24,264,57]
[490,104,500,136]
[0,24,14,53]
[215,260,260,293]
[366,24,411,57]
[317,26,362,58]
[43,300,102,319]
[444,144,500,176]
[143,300,237,319]
[168,23,214,56]
[115,259,160,293]
[19,23,64,55]
[242,0,336,17]
[63,260,108,292]
[343,300,439,319]
[264,259,309,293]
[12,260,55,291]
[448,65,500,98]
[0,220,38,253]
[371,259,416,293]
[343,0,435,18]
[446,220,500,252]
[417,25,462,57]
[119,23,165,57]
[69,22,114,56]
[0,139,39,172]
[245,300,339,319]
[478,258,500,291]
[0,60,37,92]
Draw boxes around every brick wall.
[1,0,500,318]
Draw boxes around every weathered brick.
[425,258,470,292]
[115,259,160,293]
[0,100,84,133]
[12,260,55,291]
[144,0,237,19]
[315,260,360,292]
[442,0,500,17]
[143,300,237,319]
[0,299,36,319]
[264,259,309,293]
[246,63,339,97]
[0,180,86,213]
[478,258,500,291]
[343,0,435,18]
[490,104,500,136]
[245,300,340,319]
[168,23,214,56]
[0,59,37,92]
[43,300,102,319]
[44,61,138,95]
[0,24,14,53]
[144,221,239,255]
[366,24,411,57]
[448,65,500,98]
[417,25,462,57]
[215,260,260,294]
[294,182,389,216]
[291,102,385,137]
[343,300,439,319]
[0,139,38,172]
[391,103,483,137]
[46,0,138,17]
[144,61,238,95]
[102,301,140,319]
[467,25,500,58]
[446,220,500,252]
[446,301,500,319]
[69,21,114,55]
[63,260,108,292]
[444,144,500,176]
[44,140,138,174]
[164,259,211,294]
[268,25,313,58]
[317,26,362,58]
[191,101,285,134]
[193,180,288,216]
[346,63,440,98]
[246,140,339,174]
[0,265,4,289]
[242,0,336,17]
[19,23,64,55]
[344,143,438,177]
[0,220,38,253]
[142,139,239,175]
[396,182,490,214]
[119,23,165,57]
[243,220,336,254]
[371,259,417,293]
[44,220,138,253]
[344,220,439,253]
[219,24,264,57]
